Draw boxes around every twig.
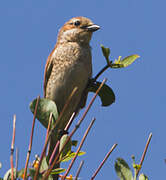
[45,113,53,155]
[136,133,152,177]
[45,87,78,165]
[34,113,53,180]
[91,144,117,180]
[23,96,40,180]
[94,64,110,81]
[48,77,106,172]
[35,87,78,180]
[53,87,78,130]
[10,114,16,180]
[15,148,19,176]
[48,88,78,164]
[75,161,84,180]
[49,141,59,165]
[64,112,76,131]
[48,113,77,166]
[76,78,107,128]
[44,87,78,162]
[42,78,107,180]
[62,118,96,180]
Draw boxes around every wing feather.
[43,47,56,97]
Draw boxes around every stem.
[10,114,16,180]
[42,78,107,180]
[77,78,107,126]
[90,144,117,180]
[62,118,95,180]
[94,64,110,81]
[34,113,53,180]
[64,112,76,131]
[49,112,77,166]
[35,87,78,180]
[49,141,60,165]
[23,96,40,180]
[136,133,152,177]
[46,87,78,166]
[53,87,78,130]
[45,113,53,156]
[75,161,84,180]
[15,148,19,176]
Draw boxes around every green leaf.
[139,174,148,180]
[51,168,66,175]
[88,81,115,106]
[71,140,78,147]
[28,168,36,178]
[59,134,72,160]
[111,55,140,68]
[17,168,24,178]
[48,175,54,180]
[40,156,49,172]
[29,98,59,129]
[4,168,16,180]
[115,158,133,180]
[29,168,43,180]
[61,151,86,162]
[101,45,110,65]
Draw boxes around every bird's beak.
[81,24,100,32]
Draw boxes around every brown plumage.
[44,17,100,131]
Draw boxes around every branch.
[64,112,76,132]
[52,87,78,130]
[75,161,84,180]
[62,118,96,180]
[42,78,107,180]
[34,113,53,180]
[91,144,117,180]
[35,88,78,180]
[48,88,78,165]
[136,133,152,177]
[94,64,110,81]
[10,114,16,180]
[23,96,40,180]
[15,148,19,176]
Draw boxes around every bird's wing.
[43,47,56,97]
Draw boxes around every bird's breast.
[46,43,92,111]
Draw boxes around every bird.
[44,17,100,133]
[43,18,100,174]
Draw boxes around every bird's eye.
[74,20,81,26]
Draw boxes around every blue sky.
[0,0,165,179]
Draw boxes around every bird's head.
[57,17,100,44]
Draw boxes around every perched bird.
[44,17,100,132]
[43,16,99,179]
